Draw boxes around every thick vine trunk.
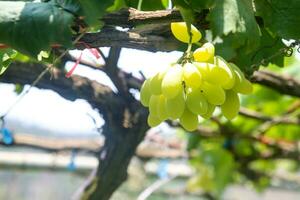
[77,97,148,200]
[0,61,149,199]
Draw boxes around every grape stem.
[176,42,193,65]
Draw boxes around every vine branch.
[252,70,300,97]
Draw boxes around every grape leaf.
[0,1,74,57]
[201,148,234,195]
[188,0,216,10]
[233,29,285,74]
[0,48,17,75]
[254,0,300,39]
[161,0,169,8]
[54,0,115,27]
[190,146,234,196]
[77,0,114,26]
[14,83,24,95]
[209,0,261,52]
[107,0,127,11]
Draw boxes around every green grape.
[214,56,235,89]
[201,82,225,105]
[205,63,230,85]
[193,42,215,62]
[193,62,210,77]
[230,63,244,79]
[230,63,244,90]
[165,91,185,119]
[186,88,208,115]
[170,22,202,43]
[157,95,168,120]
[230,63,253,94]
[201,103,216,119]
[161,64,183,99]
[149,95,160,116]
[140,79,152,107]
[234,79,253,94]
[149,69,167,95]
[221,90,240,120]
[183,63,202,89]
[147,114,162,127]
[179,108,199,131]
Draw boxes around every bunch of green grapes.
[140,22,253,131]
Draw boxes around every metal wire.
[0,33,85,122]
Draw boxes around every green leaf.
[54,0,115,27]
[188,0,216,10]
[0,1,74,57]
[214,33,242,60]
[14,83,24,95]
[161,0,169,8]
[201,148,234,195]
[233,29,285,74]
[0,48,17,75]
[209,0,261,52]
[172,0,190,9]
[78,0,114,27]
[107,0,127,12]
[190,144,234,196]
[254,0,300,39]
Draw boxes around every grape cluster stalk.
[140,22,253,131]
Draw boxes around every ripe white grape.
[140,79,152,107]
[205,63,230,85]
[179,108,199,131]
[149,95,160,116]
[235,79,253,94]
[161,64,183,99]
[201,103,216,119]
[149,71,165,95]
[165,90,185,119]
[186,88,208,115]
[147,114,162,127]
[139,34,252,130]
[230,63,244,89]
[170,22,202,43]
[221,90,240,120]
[214,56,235,89]
[230,63,253,94]
[183,63,202,89]
[193,62,210,77]
[157,95,168,120]
[193,42,215,62]
[201,82,225,105]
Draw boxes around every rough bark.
[101,8,182,28]
[78,47,149,200]
[76,8,208,52]
[78,27,181,52]
[82,106,148,200]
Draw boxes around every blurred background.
[0,48,300,200]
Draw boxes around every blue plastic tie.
[157,159,169,179]
[67,150,77,171]
[1,128,13,145]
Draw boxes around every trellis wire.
[251,40,300,70]
[0,33,85,122]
